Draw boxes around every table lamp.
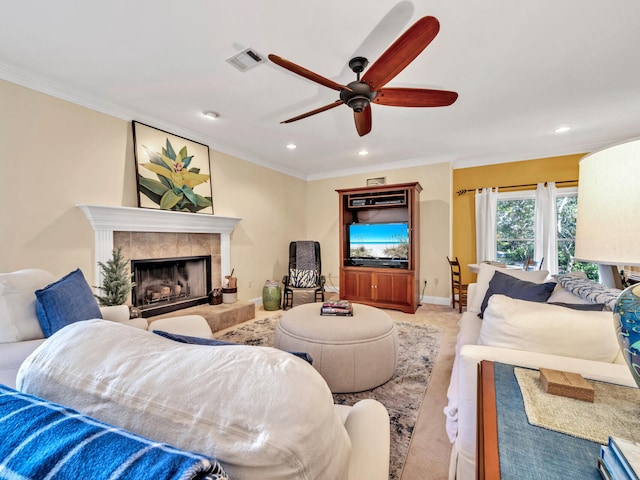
[575,137,640,386]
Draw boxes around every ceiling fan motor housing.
[340,81,377,112]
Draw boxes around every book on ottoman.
[321,300,353,316]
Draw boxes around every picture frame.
[133,121,213,214]
[366,176,387,186]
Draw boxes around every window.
[495,187,598,280]
[496,192,535,266]
[555,190,599,280]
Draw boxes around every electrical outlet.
[248,280,252,288]
[434,278,439,286]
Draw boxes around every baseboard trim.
[420,295,451,306]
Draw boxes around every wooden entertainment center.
[337,182,421,313]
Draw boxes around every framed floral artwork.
[133,121,213,214]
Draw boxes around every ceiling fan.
[268,16,458,137]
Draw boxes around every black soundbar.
[349,196,406,207]
[347,258,408,268]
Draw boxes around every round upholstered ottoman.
[274,302,398,393]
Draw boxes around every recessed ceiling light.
[358,150,368,156]
[203,111,220,119]
[554,125,571,133]
[286,144,297,150]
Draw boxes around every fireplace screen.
[131,255,211,317]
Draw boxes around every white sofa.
[1,268,391,480]
[0,268,212,388]
[444,264,635,480]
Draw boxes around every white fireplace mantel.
[77,204,241,286]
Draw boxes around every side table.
[476,360,602,480]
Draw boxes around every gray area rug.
[216,315,443,480]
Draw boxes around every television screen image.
[349,222,409,260]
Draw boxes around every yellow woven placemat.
[515,367,640,444]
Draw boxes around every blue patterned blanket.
[0,385,228,480]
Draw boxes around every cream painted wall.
[0,79,307,302]
[306,163,452,303]
[209,151,307,299]
[0,78,450,304]
[0,79,137,280]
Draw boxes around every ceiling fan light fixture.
[347,96,370,113]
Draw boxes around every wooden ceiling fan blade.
[361,16,440,91]
[268,54,351,92]
[354,105,372,136]
[374,88,458,107]
[281,100,344,124]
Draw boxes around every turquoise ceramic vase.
[262,281,282,311]
[613,284,640,387]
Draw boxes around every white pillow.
[18,320,351,480]
[478,295,620,363]
[467,263,550,313]
[0,269,55,343]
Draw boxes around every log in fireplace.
[131,255,212,317]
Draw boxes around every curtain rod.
[456,179,578,196]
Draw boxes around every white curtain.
[475,188,498,262]
[534,182,558,274]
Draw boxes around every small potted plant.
[95,247,137,317]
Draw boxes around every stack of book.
[320,300,353,316]
[599,436,640,480]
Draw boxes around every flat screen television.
[347,222,409,268]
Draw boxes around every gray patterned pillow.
[289,269,318,288]
[553,273,621,311]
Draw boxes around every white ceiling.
[2,1,639,180]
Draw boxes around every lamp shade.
[575,138,640,267]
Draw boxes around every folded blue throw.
[0,385,228,480]
[153,329,314,364]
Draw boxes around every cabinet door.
[374,271,412,306]
[341,269,374,301]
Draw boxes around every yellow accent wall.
[452,154,584,281]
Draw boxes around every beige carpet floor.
[239,296,462,480]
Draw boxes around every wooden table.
[476,361,603,480]
[477,360,500,480]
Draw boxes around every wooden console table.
[476,360,500,480]
[476,361,602,480]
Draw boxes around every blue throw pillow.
[35,269,102,337]
[153,329,314,365]
[479,270,556,318]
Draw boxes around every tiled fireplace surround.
[77,204,241,303]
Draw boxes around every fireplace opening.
[131,255,212,318]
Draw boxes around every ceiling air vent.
[226,48,265,72]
